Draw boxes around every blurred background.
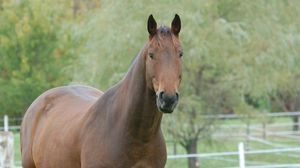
[1,0,300,167]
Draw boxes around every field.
[12,115,300,168]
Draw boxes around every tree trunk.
[185,139,199,168]
[73,0,80,18]
[292,116,299,131]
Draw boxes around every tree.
[166,1,300,167]
[228,1,300,131]
[0,0,82,118]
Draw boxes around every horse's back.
[21,85,103,168]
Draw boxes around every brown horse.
[21,14,183,168]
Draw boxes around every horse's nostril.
[159,91,164,100]
[175,92,179,101]
[175,92,179,98]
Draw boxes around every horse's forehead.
[150,35,180,50]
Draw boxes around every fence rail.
[168,147,300,159]
[205,111,300,119]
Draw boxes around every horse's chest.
[82,143,166,168]
[117,157,164,168]
[81,130,166,167]
[82,155,163,168]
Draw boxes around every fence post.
[245,121,250,150]
[4,115,8,132]
[0,132,14,168]
[262,122,266,139]
[173,142,177,155]
[238,142,245,168]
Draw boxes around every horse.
[21,14,183,168]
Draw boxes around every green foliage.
[0,0,82,117]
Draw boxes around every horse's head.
[145,14,183,113]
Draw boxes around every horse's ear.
[171,14,181,36]
[147,14,157,37]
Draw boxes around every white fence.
[166,112,300,168]
[168,142,300,168]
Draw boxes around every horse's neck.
[118,49,163,140]
[89,47,162,140]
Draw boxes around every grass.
[13,132,21,165]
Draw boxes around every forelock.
[158,26,171,36]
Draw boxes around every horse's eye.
[149,53,154,59]
[179,52,183,58]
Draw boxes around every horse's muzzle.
[156,91,179,113]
